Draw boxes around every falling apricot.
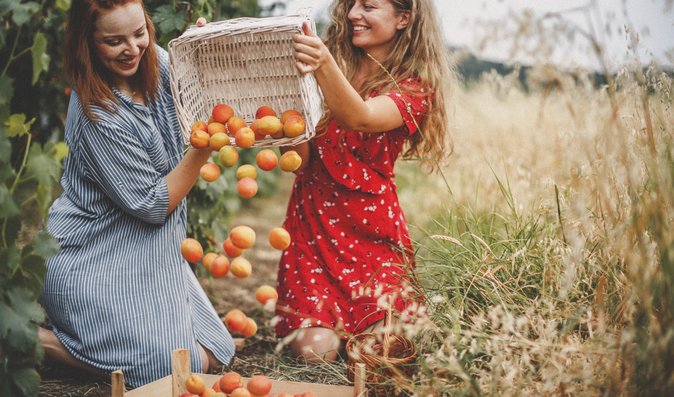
[181,238,203,264]
[223,238,244,258]
[230,257,252,278]
[229,226,256,249]
[210,255,230,278]
[212,104,234,124]
[268,227,291,250]
[279,150,302,172]
[219,146,239,168]
[256,149,278,171]
[202,252,218,270]
[240,317,258,337]
[200,163,221,182]
[237,177,258,199]
[224,310,247,335]
[255,285,279,305]
[236,164,257,180]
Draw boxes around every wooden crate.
[111,349,367,397]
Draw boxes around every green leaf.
[0,185,20,219]
[10,367,40,396]
[31,32,50,85]
[4,114,35,138]
[32,231,59,259]
[153,5,186,34]
[10,1,40,26]
[16,252,47,296]
[55,0,71,12]
[49,141,69,162]
[0,246,21,273]
[25,142,62,187]
[0,75,14,107]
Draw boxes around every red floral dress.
[275,79,430,338]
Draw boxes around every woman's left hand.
[293,22,330,74]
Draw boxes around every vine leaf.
[0,75,13,107]
[31,32,50,85]
[4,114,34,138]
[153,5,186,34]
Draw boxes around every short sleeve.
[385,79,431,136]
[80,121,169,224]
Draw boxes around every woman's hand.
[293,22,331,74]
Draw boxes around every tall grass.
[393,53,674,395]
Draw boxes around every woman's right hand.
[293,22,331,75]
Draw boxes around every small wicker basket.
[168,15,324,147]
[346,310,417,396]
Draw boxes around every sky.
[266,0,674,70]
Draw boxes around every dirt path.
[38,174,295,396]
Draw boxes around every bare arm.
[164,147,212,214]
[293,23,403,133]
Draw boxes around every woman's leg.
[197,343,223,373]
[38,327,106,377]
[289,327,342,363]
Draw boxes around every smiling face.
[347,0,409,59]
[92,1,149,87]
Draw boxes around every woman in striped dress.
[38,0,234,387]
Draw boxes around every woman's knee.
[289,327,341,363]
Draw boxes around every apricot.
[218,371,243,394]
[190,129,210,149]
[210,255,230,278]
[279,150,302,172]
[223,238,244,258]
[236,164,257,180]
[240,317,258,337]
[276,393,293,397]
[237,177,258,199]
[207,122,227,136]
[280,109,302,124]
[282,115,306,138]
[224,309,247,334]
[209,132,230,151]
[227,116,247,136]
[199,389,218,397]
[181,238,203,264]
[212,104,234,124]
[256,149,278,171]
[200,163,221,182]
[185,374,205,395]
[230,226,256,249]
[191,120,208,132]
[178,393,197,397]
[257,115,283,137]
[250,119,266,140]
[300,393,317,397]
[202,252,217,270]
[234,127,256,148]
[230,387,251,397]
[219,146,239,168]
[255,285,279,305]
[247,375,272,396]
[255,105,277,119]
[230,257,252,278]
[268,227,291,250]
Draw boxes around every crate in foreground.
[168,15,324,148]
[111,349,366,397]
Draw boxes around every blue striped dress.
[40,46,235,388]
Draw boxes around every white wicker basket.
[168,15,324,147]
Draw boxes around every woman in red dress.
[276,0,454,362]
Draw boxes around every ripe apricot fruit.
[210,255,230,278]
[212,104,234,124]
[256,285,279,305]
[256,149,278,171]
[247,375,272,396]
[181,238,203,264]
[279,150,302,172]
[202,252,217,270]
[230,257,252,278]
[257,115,283,137]
[250,119,265,139]
[200,163,221,182]
[234,127,255,148]
[227,116,247,136]
[199,389,218,397]
[236,164,257,180]
[191,120,208,132]
[237,177,258,199]
[218,371,243,394]
[240,317,258,337]
[223,238,244,258]
[230,387,251,397]
[280,109,302,124]
[255,105,277,119]
[190,129,210,149]
[268,227,291,250]
[229,226,256,249]
[185,374,205,395]
[224,309,247,334]
[207,122,227,136]
[219,146,239,167]
[209,132,230,151]
[283,115,306,138]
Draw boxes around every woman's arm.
[293,23,403,133]
[164,147,212,214]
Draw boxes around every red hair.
[64,0,159,120]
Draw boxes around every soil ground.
[38,173,351,396]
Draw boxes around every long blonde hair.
[321,0,455,170]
